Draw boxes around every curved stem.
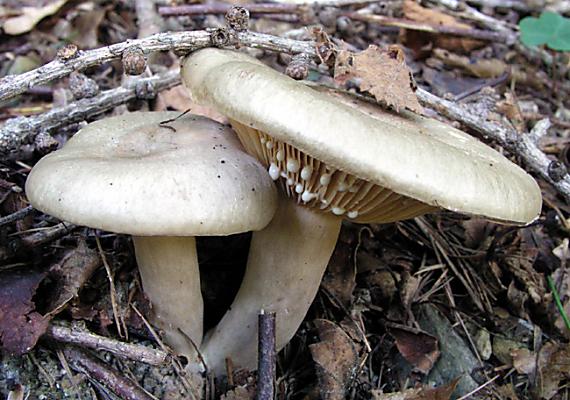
[201,198,342,374]
[133,236,203,358]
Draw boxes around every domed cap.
[26,112,278,236]
[182,49,542,225]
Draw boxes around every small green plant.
[519,11,570,51]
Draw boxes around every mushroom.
[181,48,542,374]
[25,111,277,360]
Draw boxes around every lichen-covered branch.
[0,30,315,105]
[0,71,179,153]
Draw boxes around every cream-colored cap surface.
[26,112,277,236]
[182,49,542,225]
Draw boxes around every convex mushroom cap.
[182,48,541,224]
[25,111,278,360]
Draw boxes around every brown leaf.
[372,379,459,400]
[46,240,101,316]
[512,342,570,399]
[334,44,423,114]
[0,270,50,355]
[390,325,440,374]
[309,319,359,400]
[402,0,483,53]
[321,230,355,308]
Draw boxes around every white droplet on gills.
[320,174,331,186]
[287,178,295,185]
[301,191,317,202]
[260,137,266,144]
[300,166,313,181]
[286,159,300,173]
[266,141,274,149]
[332,207,345,216]
[268,163,280,181]
[347,210,359,219]
[295,183,304,194]
[276,150,284,162]
[338,181,348,192]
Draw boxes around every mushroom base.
[231,119,435,224]
[133,236,203,360]
[200,196,342,374]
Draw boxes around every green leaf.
[519,11,570,51]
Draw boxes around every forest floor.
[0,0,569,399]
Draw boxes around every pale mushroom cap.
[26,112,277,236]
[182,49,542,225]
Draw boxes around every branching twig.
[63,347,156,400]
[344,12,511,43]
[0,30,314,105]
[0,71,179,153]
[46,322,169,366]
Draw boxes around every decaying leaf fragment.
[334,45,423,114]
[0,270,50,355]
[372,378,459,400]
[511,342,570,399]
[309,319,359,400]
[1,0,69,36]
[390,325,440,374]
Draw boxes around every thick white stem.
[201,198,342,374]
[133,236,203,358]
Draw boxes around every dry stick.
[0,30,314,105]
[63,347,155,400]
[0,70,180,153]
[46,322,169,366]
[0,205,33,227]
[159,2,300,16]
[343,12,510,43]
[257,311,276,400]
[416,88,570,202]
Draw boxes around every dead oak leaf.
[389,325,440,374]
[0,270,50,355]
[334,45,423,114]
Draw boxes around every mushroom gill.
[231,119,436,223]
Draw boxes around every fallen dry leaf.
[0,270,50,355]
[321,230,356,309]
[390,325,440,374]
[512,342,570,399]
[372,378,459,400]
[309,319,359,400]
[46,240,102,317]
[153,84,228,124]
[402,0,483,53]
[334,44,423,114]
[432,49,507,79]
[2,0,68,35]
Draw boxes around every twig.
[0,30,314,105]
[416,88,570,202]
[46,322,169,366]
[0,70,179,153]
[159,2,300,17]
[343,12,510,42]
[63,347,155,400]
[257,310,276,400]
[0,205,33,227]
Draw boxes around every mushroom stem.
[201,197,342,374]
[133,236,203,357]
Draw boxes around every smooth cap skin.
[182,49,542,225]
[26,112,277,236]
